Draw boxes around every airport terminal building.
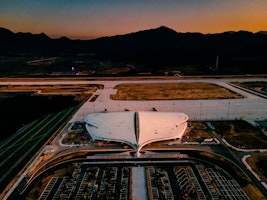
[85,111,188,154]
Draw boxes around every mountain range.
[1,26,267,71]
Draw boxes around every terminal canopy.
[85,111,188,153]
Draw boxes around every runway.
[69,78,267,122]
[1,77,266,121]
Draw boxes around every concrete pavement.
[1,77,266,121]
[68,78,267,122]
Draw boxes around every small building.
[204,138,214,143]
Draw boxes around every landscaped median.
[212,120,267,150]
[242,155,267,191]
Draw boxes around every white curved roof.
[85,112,137,149]
[84,111,188,152]
[138,112,188,152]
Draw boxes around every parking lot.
[38,161,249,200]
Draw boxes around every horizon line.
[1,25,267,40]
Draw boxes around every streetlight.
[227,101,230,120]
[200,101,202,120]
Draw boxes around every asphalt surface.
[1,77,267,199]
[1,77,266,122]
[65,77,267,122]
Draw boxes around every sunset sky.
[1,0,267,39]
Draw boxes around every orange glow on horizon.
[1,0,267,40]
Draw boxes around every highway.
[0,107,76,200]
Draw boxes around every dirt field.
[0,84,103,141]
[0,84,102,94]
[184,122,213,142]
[0,84,103,101]
[62,131,91,145]
[111,82,243,100]
[246,155,267,182]
[212,120,267,149]
[233,81,267,95]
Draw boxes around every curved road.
[2,77,267,199]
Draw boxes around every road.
[211,131,267,197]
[1,108,76,200]
[1,76,267,199]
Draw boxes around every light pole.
[227,101,230,120]
[200,101,202,120]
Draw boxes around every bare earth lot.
[246,155,267,183]
[0,84,103,101]
[111,82,243,100]
[233,81,267,95]
[185,122,213,142]
[212,120,267,149]
[0,84,103,141]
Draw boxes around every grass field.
[0,84,103,141]
[185,122,213,142]
[111,82,243,100]
[232,81,267,95]
[212,120,267,149]
[0,84,103,101]
[246,154,267,182]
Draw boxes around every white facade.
[138,112,188,152]
[85,112,137,149]
[85,111,188,153]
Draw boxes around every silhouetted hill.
[1,26,267,73]
[1,26,267,55]
[90,26,206,54]
[0,27,14,39]
[0,28,53,54]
